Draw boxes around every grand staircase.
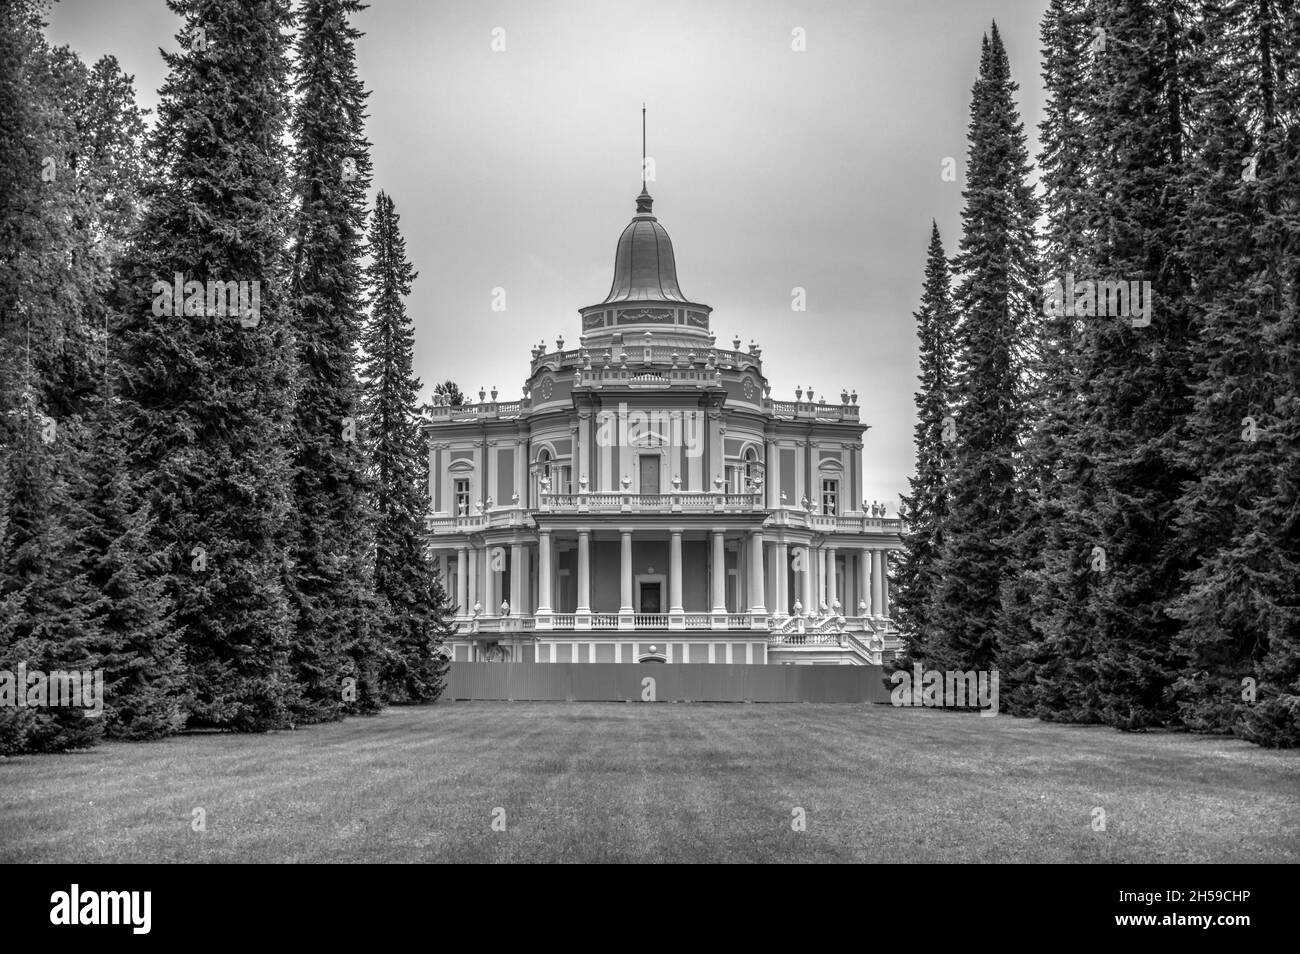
[767,609,904,665]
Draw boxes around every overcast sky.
[48,0,1049,507]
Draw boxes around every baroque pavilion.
[423,176,903,666]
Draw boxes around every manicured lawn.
[2,703,1297,863]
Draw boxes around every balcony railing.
[769,400,859,422]
[459,613,771,632]
[424,400,527,422]
[765,510,902,534]
[540,491,761,514]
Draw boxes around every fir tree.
[1067,0,1196,730]
[926,24,1040,677]
[895,222,955,662]
[0,419,104,754]
[118,0,300,730]
[1171,0,1300,745]
[285,0,381,719]
[1008,0,1101,719]
[360,192,451,703]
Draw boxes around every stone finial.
[490,386,498,401]
[672,473,681,490]
[478,386,486,402]
[556,335,565,350]
[501,599,510,616]
[793,599,803,617]
[733,335,741,350]
[621,474,631,490]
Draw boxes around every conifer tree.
[895,222,955,661]
[0,5,158,751]
[118,0,300,730]
[285,0,381,719]
[926,24,1040,677]
[1171,0,1300,745]
[360,192,451,703]
[1006,0,1100,718]
[1065,0,1196,730]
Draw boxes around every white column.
[858,548,872,616]
[775,543,789,615]
[485,545,499,614]
[871,548,884,618]
[577,530,591,614]
[816,547,827,610]
[881,549,890,619]
[826,545,838,611]
[669,530,684,614]
[801,543,815,613]
[711,530,727,615]
[467,546,479,614]
[462,548,473,616]
[765,439,779,508]
[536,531,552,615]
[509,543,523,614]
[518,543,531,614]
[765,542,779,616]
[748,530,766,615]
[619,530,633,614]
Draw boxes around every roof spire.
[637,103,653,214]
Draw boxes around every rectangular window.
[821,479,839,516]
[454,478,470,514]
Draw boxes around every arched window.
[743,446,759,486]
[536,448,552,491]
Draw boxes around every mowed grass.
[2,703,1297,863]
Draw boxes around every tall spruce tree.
[1061,0,1196,730]
[1246,0,1300,748]
[285,0,381,719]
[925,24,1040,677]
[1007,0,1101,719]
[1,6,166,751]
[118,0,300,730]
[895,222,955,662]
[1171,0,1300,745]
[360,192,451,703]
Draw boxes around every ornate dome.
[602,187,689,304]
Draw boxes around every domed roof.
[602,188,690,304]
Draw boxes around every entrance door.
[639,454,660,495]
[638,581,662,614]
